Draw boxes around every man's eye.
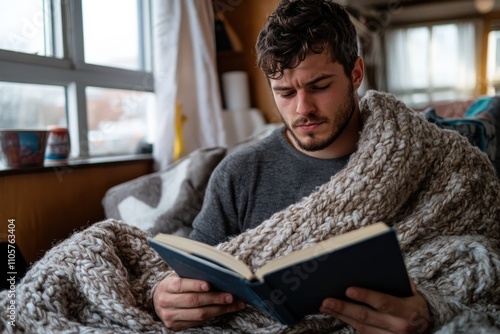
[312,84,331,91]
[280,91,295,98]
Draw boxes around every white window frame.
[0,0,154,158]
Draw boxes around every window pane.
[487,30,500,93]
[406,27,429,89]
[386,22,476,107]
[0,82,66,129]
[431,24,458,87]
[86,87,154,156]
[82,0,142,70]
[0,0,62,57]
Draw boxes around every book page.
[255,222,389,279]
[152,234,254,279]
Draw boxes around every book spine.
[246,281,298,326]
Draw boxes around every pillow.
[102,146,227,237]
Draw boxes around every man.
[154,0,499,332]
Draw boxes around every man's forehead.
[270,59,342,85]
[270,73,337,91]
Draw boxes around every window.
[0,0,154,158]
[0,0,63,57]
[0,82,66,129]
[82,0,145,70]
[86,87,155,155]
[486,29,500,94]
[385,21,478,108]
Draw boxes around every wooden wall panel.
[222,0,281,122]
[0,159,153,265]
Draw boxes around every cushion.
[102,146,227,237]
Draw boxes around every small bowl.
[0,129,50,167]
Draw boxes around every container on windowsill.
[45,126,71,161]
[0,129,50,168]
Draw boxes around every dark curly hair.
[256,0,358,79]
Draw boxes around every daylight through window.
[0,0,154,159]
[385,21,478,108]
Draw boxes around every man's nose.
[296,91,315,116]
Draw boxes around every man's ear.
[351,57,364,90]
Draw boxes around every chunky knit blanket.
[1,91,499,334]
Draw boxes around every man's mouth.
[296,122,322,132]
[293,117,327,132]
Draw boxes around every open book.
[148,222,412,326]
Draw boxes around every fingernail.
[322,299,336,311]
[224,294,233,303]
[346,288,357,298]
[201,283,209,291]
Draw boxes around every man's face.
[270,52,363,158]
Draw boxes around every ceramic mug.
[45,126,71,160]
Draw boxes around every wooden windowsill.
[0,154,154,176]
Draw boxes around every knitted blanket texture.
[1,91,499,334]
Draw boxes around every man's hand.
[320,280,432,334]
[153,273,246,331]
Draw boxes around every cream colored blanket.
[1,91,499,333]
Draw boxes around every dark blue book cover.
[148,223,412,326]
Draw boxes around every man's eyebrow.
[306,74,335,85]
[272,85,291,92]
[271,74,336,92]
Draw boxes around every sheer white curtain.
[385,21,479,107]
[152,0,226,170]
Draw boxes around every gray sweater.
[189,126,349,245]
